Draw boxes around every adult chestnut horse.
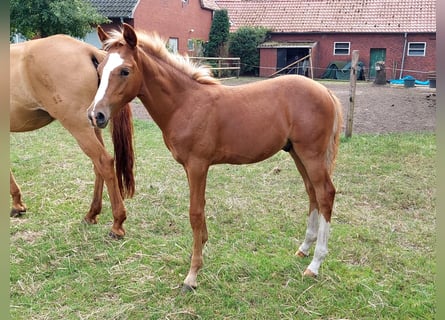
[88,24,343,289]
[10,34,135,238]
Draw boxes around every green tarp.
[321,61,365,80]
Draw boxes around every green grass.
[10,120,436,319]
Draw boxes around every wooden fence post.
[345,50,359,138]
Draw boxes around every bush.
[204,10,230,57]
[229,27,270,75]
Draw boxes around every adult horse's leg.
[83,128,105,224]
[10,170,26,217]
[61,123,127,238]
[182,160,209,291]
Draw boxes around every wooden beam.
[268,54,311,78]
[345,50,359,138]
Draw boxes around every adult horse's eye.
[120,68,130,77]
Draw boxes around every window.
[334,42,350,55]
[168,38,178,54]
[187,39,194,51]
[407,42,426,56]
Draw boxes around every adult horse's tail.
[326,90,343,175]
[110,103,135,198]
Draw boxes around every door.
[276,48,310,75]
[369,48,386,79]
[276,49,287,71]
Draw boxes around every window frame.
[167,37,179,54]
[333,42,351,55]
[187,39,194,51]
[407,42,426,56]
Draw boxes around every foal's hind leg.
[10,170,27,217]
[290,150,336,277]
[289,151,319,257]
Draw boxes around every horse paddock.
[10,78,436,319]
[131,79,436,135]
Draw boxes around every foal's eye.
[120,68,130,77]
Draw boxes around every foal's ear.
[97,25,109,43]
[122,23,138,49]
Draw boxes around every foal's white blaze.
[306,214,330,275]
[89,53,124,117]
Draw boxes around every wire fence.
[239,62,434,80]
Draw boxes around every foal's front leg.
[183,162,209,291]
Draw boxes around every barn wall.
[261,32,436,80]
[402,33,436,80]
[259,48,277,77]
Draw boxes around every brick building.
[88,0,219,55]
[216,0,436,80]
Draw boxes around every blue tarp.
[389,75,429,86]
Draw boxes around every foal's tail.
[326,90,343,175]
[110,103,135,198]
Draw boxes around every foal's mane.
[103,29,220,85]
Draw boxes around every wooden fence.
[189,57,240,79]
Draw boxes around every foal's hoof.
[10,208,26,218]
[108,230,125,240]
[83,217,97,225]
[303,268,317,278]
[181,284,197,293]
[296,250,308,258]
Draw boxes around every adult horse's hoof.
[303,268,317,277]
[181,284,197,293]
[10,208,26,217]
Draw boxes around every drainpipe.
[399,32,407,79]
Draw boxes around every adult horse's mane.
[103,28,220,85]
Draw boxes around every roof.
[216,0,436,33]
[259,41,317,49]
[201,0,220,10]
[88,0,220,18]
[88,0,140,18]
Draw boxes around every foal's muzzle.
[88,111,109,129]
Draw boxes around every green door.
[369,48,386,79]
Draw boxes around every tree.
[204,9,230,57]
[229,26,270,75]
[10,0,108,40]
